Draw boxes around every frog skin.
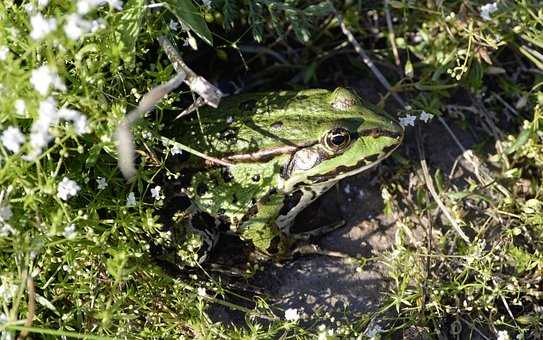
[157,87,403,264]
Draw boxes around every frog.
[156,87,403,265]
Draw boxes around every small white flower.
[89,19,106,33]
[63,224,77,239]
[0,223,16,237]
[226,116,234,124]
[30,65,65,96]
[23,3,35,13]
[15,99,26,116]
[0,283,18,300]
[497,330,510,340]
[399,114,417,127]
[284,308,300,322]
[170,145,183,155]
[1,126,25,153]
[30,13,57,41]
[58,108,89,134]
[57,177,81,201]
[64,14,91,41]
[107,0,123,10]
[38,0,50,7]
[419,111,434,123]
[365,323,383,338]
[202,0,212,8]
[73,114,89,134]
[0,46,9,61]
[126,192,136,207]
[480,2,498,21]
[0,206,13,221]
[169,19,179,31]
[150,185,162,200]
[96,177,108,189]
[197,287,207,297]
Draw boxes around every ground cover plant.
[0,0,541,338]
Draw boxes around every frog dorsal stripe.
[222,141,316,163]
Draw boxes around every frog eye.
[324,127,351,151]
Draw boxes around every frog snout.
[358,118,404,141]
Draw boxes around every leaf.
[117,0,145,66]
[505,129,531,154]
[36,294,60,315]
[166,0,213,46]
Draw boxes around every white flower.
[64,14,91,41]
[0,283,18,300]
[0,46,9,61]
[89,19,106,33]
[107,0,123,10]
[15,99,26,116]
[169,20,179,31]
[30,65,65,96]
[284,308,300,322]
[497,330,510,340]
[480,2,498,21]
[197,287,207,297]
[150,185,162,200]
[0,206,13,221]
[27,97,58,158]
[1,126,25,153]
[399,114,417,127]
[171,145,183,155]
[23,3,35,13]
[96,177,108,189]
[38,0,50,7]
[63,224,77,239]
[30,13,57,41]
[419,111,434,123]
[58,108,89,134]
[126,192,136,207]
[0,224,16,237]
[57,177,81,200]
[202,0,212,8]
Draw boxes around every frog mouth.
[305,134,403,184]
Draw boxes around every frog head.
[279,87,403,192]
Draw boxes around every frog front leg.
[238,191,289,257]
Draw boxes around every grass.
[0,0,542,338]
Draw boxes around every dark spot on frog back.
[279,190,303,216]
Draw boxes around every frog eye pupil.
[332,135,345,145]
[325,128,351,150]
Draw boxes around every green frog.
[157,87,403,265]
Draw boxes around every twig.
[416,125,470,242]
[17,277,35,340]
[384,0,401,66]
[116,36,223,180]
[116,73,186,180]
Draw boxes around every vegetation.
[0,0,541,338]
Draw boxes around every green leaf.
[36,294,60,315]
[505,129,531,154]
[166,0,213,46]
[117,0,145,66]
